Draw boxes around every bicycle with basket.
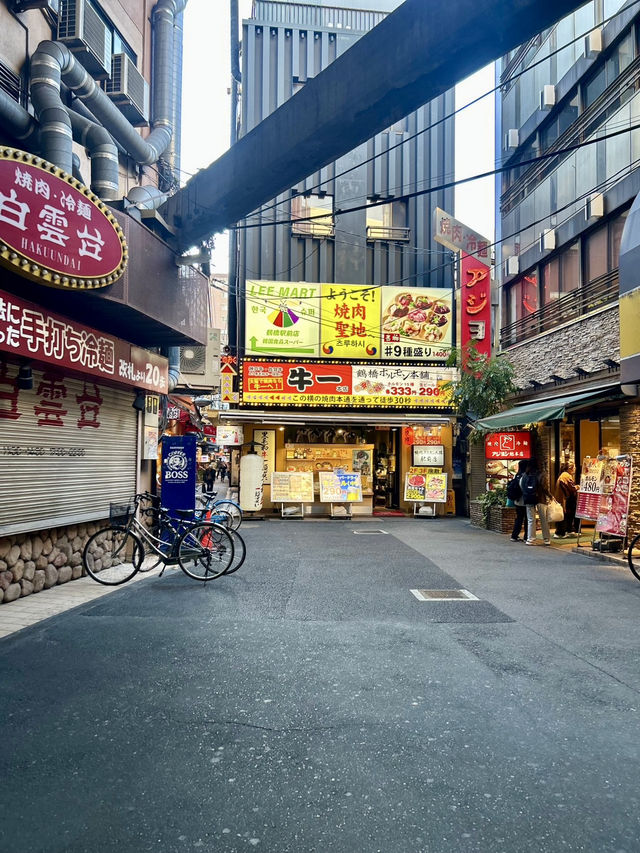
[83,493,237,586]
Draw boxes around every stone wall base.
[470,501,516,534]
[0,522,100,605]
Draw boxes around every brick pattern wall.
[470,501,517,534]
[620,403,640,539]
[504,306,619,388]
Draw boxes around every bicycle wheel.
[207,509,233,530]
[83,526,143,585]
[224,528,246,575]
[214,500,242,530]
[628,533,640,581]
[177,522,234,581]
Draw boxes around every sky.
[180,1,495,272]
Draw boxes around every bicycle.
[198,492,243,530]
[627,533,640,582]
[83,495,234,586]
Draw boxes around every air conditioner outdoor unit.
[585,193,604,220]
[505,128,519,150]
[540,85,556,110]
[539,229,556,252]
[585,28,603,57]
[57,0,110,77]
[105,53,149,126]
[504,256,519,277]
[179,329,221,390]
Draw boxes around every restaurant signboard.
[485,431,532,460]
[0,288,167,393]
[0,149,127,289]
[596,455,633,536]
[576,457,605,520]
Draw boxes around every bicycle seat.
[174,508,196,519]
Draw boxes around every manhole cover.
[353,529,388,535]
[410,589,479,601]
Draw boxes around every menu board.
[404,467,448,503]
[596,455,633,537]
[319,471,363,502]
[412,445,445,467]
[270,471,314,503]
[576,457,605,520]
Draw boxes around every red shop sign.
[0,148,127,289]
[461,252,491,360]
[0,287,168,393]
[485,431,532,460]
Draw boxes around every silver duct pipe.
[30,0,183,180]
[0,88,38,143]
[68,110,119,200]
[167,1,188,183]
[230,0,241,85]
[126,185,168,210]
[166,346,181,392]
[71,153,84,184]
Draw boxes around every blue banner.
[161,435,197,511]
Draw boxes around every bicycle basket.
[109,501,135,524]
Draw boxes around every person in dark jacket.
[520,462,551,545]
[203,463,217,494]
[509,459,529,542]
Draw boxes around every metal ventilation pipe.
[0,88,38,144]
[30,0,185,180]
[126,185,168,210]
[68,110,119,200]
[230,0,242,85]
[166,346,181,392]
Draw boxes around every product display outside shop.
[404,467,448,503]
[596,455,633,537]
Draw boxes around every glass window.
[584,225,608,282]
[584,66,606,108]
[560,242,580,293]
[291,194,334,237]
[610,210,629,268]
[542,258,560,304]
[600,415,620,457]
[366,201,409,241]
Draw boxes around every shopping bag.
[547,499,564,522]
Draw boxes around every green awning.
[473,389,618,431]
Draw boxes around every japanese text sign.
[433,207,490,258]
[412,445,445,466]
[0,288,168,392]
[241,361,456,409]
[245,280,320,357]
[596,455,633,536]
[461,253,492,359]
[404,467,448,503]
[270,471,314,503]
[0,149,126,289]
[318,470,363,502]
[321,283,380,359]
[576,457,605,520]
[485,431,531,460]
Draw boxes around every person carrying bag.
[520,462,551,546]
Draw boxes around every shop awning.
[473,388,620,431]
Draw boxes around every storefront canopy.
[473,388,619,431]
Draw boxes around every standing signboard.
[404,467,448,503]
[161,435,197,512]
[318,471,363,502]
[576,457,605,520]
[270,471,314,503]
[596,455,633,536]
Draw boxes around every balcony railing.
[500,269,619,348]
[292,220,335,238]
[366,225,411,242]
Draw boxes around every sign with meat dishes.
[576,457,606,520]
[404,467,448,502]
[595,455,633,536]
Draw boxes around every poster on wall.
[380,286,452,362]
[404,467,448,503]
[412,445,445,467]
[595,455,633,536]
[320,283,381,359]
[245,280,321,357]
[270,471,314,503]
[254,428,276,485]
[216,425,243,446]
[318,471,363,502]
[576,457,606,520]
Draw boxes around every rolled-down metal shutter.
[0,363,137,536]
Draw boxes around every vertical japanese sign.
[255,428,276,485]
[0,149,126,289]
[460,253,492,359]
[161,435,197,512]
[143,395,159,460]
[245,280,320,356]
[596,455,633,536]
[321,283,380,359]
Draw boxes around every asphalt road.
[1,518,640,853]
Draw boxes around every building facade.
[223,0,461,518]
[495,0,640,534]
[0,0,208,603]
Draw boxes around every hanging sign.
[485,431,532,460]
[216,425,243,446]
[412,445,445,467]
[0,148,127,289]
[460,253,492,359]
[576,457,606,520]
[254,428,276,485]
[596,455,633,536]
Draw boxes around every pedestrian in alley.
[218,460,228,484]
[508,459,528,542]
[520,461,552,545]
[203,463,217,494]
[553,462,578,538]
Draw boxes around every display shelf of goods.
[284,444,374,495]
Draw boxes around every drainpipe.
[68,110,119,200]
[227,0,241,351]
[166,346,181,392]
[30,0,185,178]
[167,0,188,183]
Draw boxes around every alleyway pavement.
[1,517,639,853]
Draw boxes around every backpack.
[506,475,522,501]
[520,473,538,505]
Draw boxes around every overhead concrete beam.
[163,0,584,250]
